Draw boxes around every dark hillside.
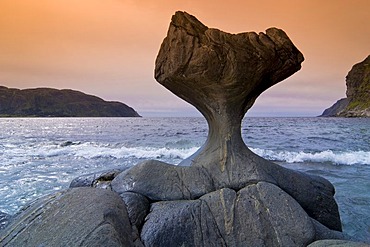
[0,86,140,117]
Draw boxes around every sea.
[0,117,369,242]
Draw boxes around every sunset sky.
[0,0,369,117]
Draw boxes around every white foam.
[70,143,200,160]
[251,148,370,165]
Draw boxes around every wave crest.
[251,148,370,165]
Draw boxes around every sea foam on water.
[0,117,369,242]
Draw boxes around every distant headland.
[0,86,140,117]
[321,55,370,117]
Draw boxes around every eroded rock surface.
[141,182,318,246]
[112,11,342,239]
[70,168,128,189]
[308,239,370,247]
[0,188,134,247]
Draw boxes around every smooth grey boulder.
[308,239,370,247]
[0,187,134,247]
[120,192,150,231]
[112,160,214,201]
[141,182,319,247]
[120,192,149,247]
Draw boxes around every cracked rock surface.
[110,11,344,246]
[0,188,134,246]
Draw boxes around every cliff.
[0,86,140,117]
[321,55,370,117]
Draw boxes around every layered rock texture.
[2,11,367,247]
[321,55,370,117]
[0,86,140,117]
[0,188,134,246]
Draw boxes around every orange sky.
[0,0,369,116]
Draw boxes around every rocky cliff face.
[0,86,140,117]
[321,55,370,117]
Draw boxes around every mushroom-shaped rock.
[111,11,345,245]
[155,11,304,185]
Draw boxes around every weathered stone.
[308,239,370,247]
[311,219,348,241]
[112,11,341,233]
[70,168,127,189]
[141,193,226,246]
[0,188,134,246]
[120,192,150,231]
[112,160,214,201]
[141,182,322,247]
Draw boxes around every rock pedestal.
[111,11,344,246]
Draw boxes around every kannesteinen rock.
[0,86,140,117]
[321,55,370,117]
[1,11,368,247]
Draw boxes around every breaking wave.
[19,142,200,161]
[251,148,370,165]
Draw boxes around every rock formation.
[2,11,368,247]
[112,11,344,245]
[0,86,140,117]
[320,55,370,117]
[0,188,134,246]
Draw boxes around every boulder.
[70,168,127,189]
[141,182,319,246]
[111,160,214,201]
[0,188,134,246]
[308,239,370,247]
[119,192,150,247]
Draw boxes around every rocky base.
[1,168,368,246]
[0,188,134,246]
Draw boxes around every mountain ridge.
[0,86,140,117]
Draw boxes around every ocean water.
[0,117,369,242]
